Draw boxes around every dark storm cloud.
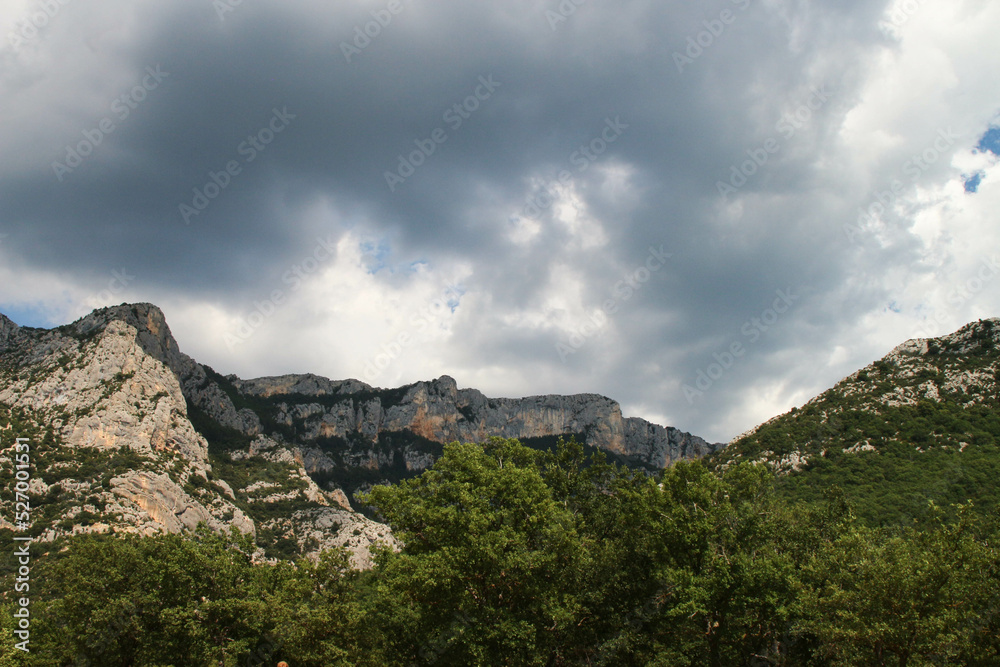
[11,0,986,442]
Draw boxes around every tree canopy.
[2,437,998,665]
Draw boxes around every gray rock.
[0,302,723,569]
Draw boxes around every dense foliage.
[2,437,998,666]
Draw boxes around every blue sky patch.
[0,303,63,329]
[964,172,984,193]
[976,126,1000,156]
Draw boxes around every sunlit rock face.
[0,303,720,567]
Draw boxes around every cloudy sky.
[1,0,998,443]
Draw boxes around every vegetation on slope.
[712,319,1000,526]
[1,437,997,666]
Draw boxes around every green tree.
[266,547,369,666]
[796,503,997,666]
[643,460,810,666]
[363,437,590,665]
[0,606,27,666]
[29,527,278,666]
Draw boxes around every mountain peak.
[71,302,167,336]
[885,318,998,364]
[64,302,192,376]
[0,311,22,353]
[0,301,724,565]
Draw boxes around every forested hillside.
[2,438,998,666]
[712,318,1000,525]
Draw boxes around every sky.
[1,0,998,443]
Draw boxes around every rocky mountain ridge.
[0,303,720,566]
[715,317,1000,479]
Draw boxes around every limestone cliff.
[234,369,721,474]
[0,304,394,567]
[0,302,720,567]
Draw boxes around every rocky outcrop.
[241,373,721,470]
[842,318,1000,414]
[262,507,399,570]
[718,317,1000,478]
[0,308,261,547]
[110,470,255,536]
[623,417,719,468]
[0,304,393,566]
[0,302,721,568]
[0,317,209,466]
[0,313,25,352]
[235,373,372,399]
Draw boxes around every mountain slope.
[712,318,1000,524]
[0,306,394,566]
[0,303,720,564]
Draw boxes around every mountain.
[712,317,1000,524]
[0,303,719,565]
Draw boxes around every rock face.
[108,471,253,536]
[0,302,719,567]
[233,370,720,471]
[0,304,394,567]
[0,310,240,537]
